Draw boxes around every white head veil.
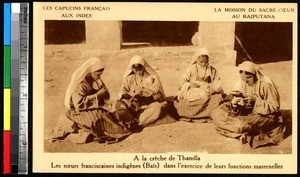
[64,57,104,108]
[237,60,280,108]
[238,61,275,86]
[185,47,213,77]
[120,55,165,98]
[189,47,209,66]
[123,55,158,78]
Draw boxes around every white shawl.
[64,57,104,108]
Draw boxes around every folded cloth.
[66,130,93,144]
[177,82,210,102]
[186,87,210,102]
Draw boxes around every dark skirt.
[211,102,286,149]
[66,108,132,142]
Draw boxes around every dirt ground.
[43,45,292,153]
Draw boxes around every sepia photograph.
[44,20,292,154]
[33,2,297,173]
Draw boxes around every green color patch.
[4,46,11,88]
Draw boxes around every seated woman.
[50,57,131,144]
[211,61,286,149]
[173,47,223,122]
[116,55,167,127]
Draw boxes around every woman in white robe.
[50,57,131,144]
[116,55,167,127]
[174,47,224,121]
[211,61,286,149]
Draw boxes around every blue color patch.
[4,3,11,45]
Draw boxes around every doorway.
[122,21,199,48]
[45,20,86,44]
[235,22,292,64]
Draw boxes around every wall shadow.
[148,96,179,127]
[45,20,86,44]
[281,109,292,138]
[122,21,198,46]
[235,22,292,65]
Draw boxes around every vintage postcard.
[33,2,297,174]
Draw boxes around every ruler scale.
[18,3,29,174]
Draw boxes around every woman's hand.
[244,94,256,103]
[95,88,108,98]
[205,85,214,95]
[190,81,207,89]
[140,87,153,97]
[243,94,256,108]
[231,97,245,107]
[189,83,200,89]
[121,93,131,100]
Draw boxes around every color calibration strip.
[3,3,29,174]
[4,3,11,174]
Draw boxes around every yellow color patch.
[4,89,11,130]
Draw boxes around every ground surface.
[44,45,292,153]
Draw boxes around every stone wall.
[85,21,122,50]
[197,22,238,93]
[84,21,237,65]
[198,22,235,51]
[198,22,237,66]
